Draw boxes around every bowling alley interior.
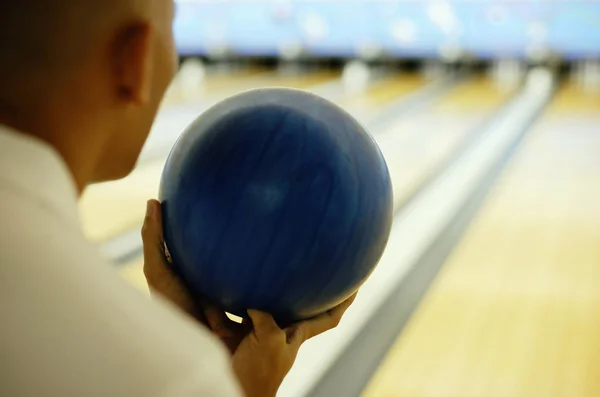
[80,2,600,396]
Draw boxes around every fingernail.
[146,200,156,218]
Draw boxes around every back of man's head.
[0,0,177,188]
[1,1,126,109]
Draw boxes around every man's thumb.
[142,200,163,254]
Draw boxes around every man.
[0,1,355,396]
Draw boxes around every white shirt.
[0,125,242,397]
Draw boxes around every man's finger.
[247,310,282,340]
[295,292,357,342]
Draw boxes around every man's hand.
[231,295,356,397]
[142,199,250,353]
[141,199,357,397]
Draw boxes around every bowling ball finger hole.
[163,242,173,264]
[226,313,244,323]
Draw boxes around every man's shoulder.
[0,185,89,270]
[0,189,241,396]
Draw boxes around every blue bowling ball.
[159,87,393,325]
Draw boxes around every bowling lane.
[108,71,430,293]
[140,67,432,166]
[344,71,428,112]
[110,74,511,303]
[79,69,427,245]
[158,64,341,126]
[363,84,600,397]
[146,67,342,159]
[376,76,515,209]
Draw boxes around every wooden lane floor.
[339,72,427,121]
[166,66,340,106]
[78,70,427,246]
[160,64,270,106]
[140,67,345,165]
[160,62,341,122]
[376,75,515,209]
[362,84,600,397]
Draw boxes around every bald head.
[0,0,155,105]
[0,0,177,189]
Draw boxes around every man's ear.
[111,22,154,105]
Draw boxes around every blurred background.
[80,1,600,396]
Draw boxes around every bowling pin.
[356,41,382,63]
[524,66,554,96]
[581,60,600,94]
[342,60,371,95]
[572,62,584,89]
[491,59,524,92]
[278,40,304,64]
[176,58,206,101]
[423,60,446,80]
